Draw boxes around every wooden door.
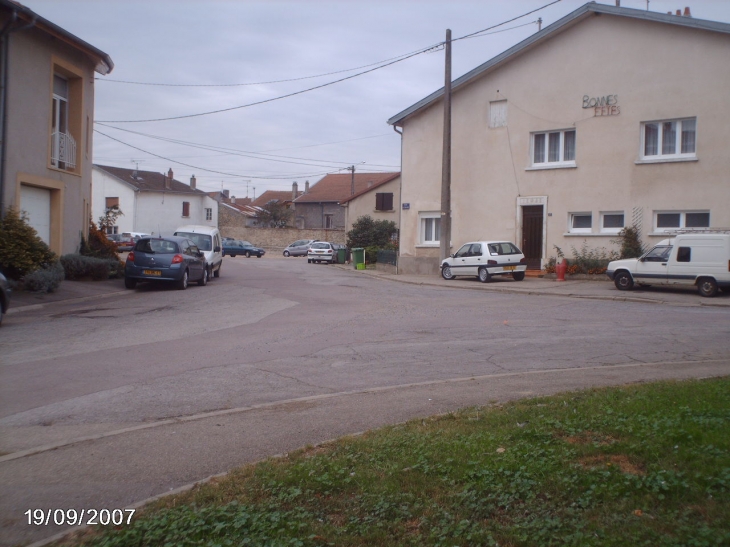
[521,205,543,270]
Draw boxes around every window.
[182,201,190,217]
[419,212,441,245]
[489,100,507,128]
[375,192,394,211]
[324,214,333,229]
[641,118,696,160]
[600,212,625,234]
[677,247,691,262]
[488,242,521,255]
[106,226,118,235]
[105,197,119,209]
[654,211,709,232]
[205,208,212,221]
[569,213,592,234]
[532,129,576,167]
[51,75,75,170]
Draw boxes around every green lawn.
[67,377,730,547]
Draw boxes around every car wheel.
[478,267,490,283]
[213,265,220,278]
[230,254,236,258]
[177,270,189,290]
[257,254,262,258]
[222,251,226,257]
[245,251,251,258]
[512,271,526,281]
[197,267,208,286]
[308,259,312,263]
[614,271,634,291]
[697,277,718,297]
[283,250,290,257]
[124,277,137,289]
[441,265,455,280]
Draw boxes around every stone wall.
[220,225,346,251]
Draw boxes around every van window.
[644,245,672,262]
[677,247,691,262]
[176,232,212,251]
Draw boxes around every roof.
[339,173,401,204]
[295,172,400,204]
[252,190,300,207]
[388,2,730,126]
[222,202,260,217]
[94,165,207,195]
[1,0,113,74]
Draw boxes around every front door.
[521,205,543,270]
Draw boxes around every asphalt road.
[1,256,729,546]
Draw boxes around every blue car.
[124,236,207,290]
[222,240,266,258]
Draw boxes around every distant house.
[209,190,259,228]
[338,173,401,233]
[92,165,218,236]
[1,0,113,255]
[293,173,400,230]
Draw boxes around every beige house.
[339,173,401,233]
[0,0,113,255]
[388,3,730,275]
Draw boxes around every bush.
[0,208,57,280]
[80,221,120,260]
[22,261,65,293]
[347,216,398,250]
[613,225,645,259]
[569,241,619,274]
[61,254,122,281]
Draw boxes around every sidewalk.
[7,264,729,314]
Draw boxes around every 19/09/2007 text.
[25,508,135,526]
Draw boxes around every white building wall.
[91,168,137,233]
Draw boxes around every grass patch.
[62,378,730,547]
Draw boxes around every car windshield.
[311,243,329,249]
[240,241,252,246]
[643,245,672,261]
[136,239,179,254]
[176,232,212,251]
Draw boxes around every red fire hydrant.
[556,258,567,282]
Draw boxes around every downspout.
[0,10,36,219]
[393,124,403,275]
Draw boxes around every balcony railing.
[51,131,76,169]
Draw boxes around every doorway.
[521,205,543,270]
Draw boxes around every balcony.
[51,131,76,169]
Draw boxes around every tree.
[254,200,293,228]
[346,215,398,249]
[98,204,124,233]
[613,225,645,259]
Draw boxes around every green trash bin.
[352,247,365,269]
[337,247,346,264]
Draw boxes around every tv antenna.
[130,159,145,171]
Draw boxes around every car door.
[451,243,475,276]
[633,244,672,285]
[184,240,205,280]
[463,243,485,275]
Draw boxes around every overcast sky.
[22,0,730,199]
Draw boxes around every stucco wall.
[91,170,137,233]
[396,13,730,274]
[294,202,345,230]
[344,176,401,233]
[220,226,346,251]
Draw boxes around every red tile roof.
[295,172,400,204]
[252,190,300,207]
[95,165,205,194]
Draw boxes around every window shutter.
[375,193,384,211]
[383,193,393,211]
[182,201,190,217]
[105,197,119,209]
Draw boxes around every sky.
[22,0,730,199]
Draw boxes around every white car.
[441,241,527,282]
[307,241,336,263]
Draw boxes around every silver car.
[283,239,317,257]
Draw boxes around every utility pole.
[440,29,452,262]
[347,165,355,195]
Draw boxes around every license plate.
[143,270,162,276]
[503,266,516,271]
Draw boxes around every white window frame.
[205,208,213,221]
[418,212,441,246]
[568,212,592,234]
[529,129,576,169]
[600,211,625,234]
[652,210,710,234]
[639,117,696,162]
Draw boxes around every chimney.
[684,6,691,16]
[222,189,230,199]
[231,196,236,204]
[304,180,309,194]
[367,180,373,188]
[292,181,298,201]
[165,168,173,189]
[190,174,196,190]
[676,9,681,15]
[615,0,619,6]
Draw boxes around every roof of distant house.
[252,190,301,207]
[1,0,113,74]
[339,173,401,204]
[295,172,400,204]
[388,2,730,126]
[94,165,206,195]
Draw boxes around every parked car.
[222,240,266,258]
[441,241,527,282]
[283,239,317,257]
[124,236,208,290]
[0,271,10,327]
[307,241,336,263]
[174,225,223,279]
[606,232,730,297]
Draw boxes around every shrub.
[81,221,120,260]
[61,254,121,281]
[613,225,645,259]
[22,261,65,293]
[569,241,620,274]
[0,208,57,280]
[347,215,398,250]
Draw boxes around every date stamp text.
[25,508,135,526]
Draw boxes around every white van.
[173,225,223,278]
[606,232,730,297]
